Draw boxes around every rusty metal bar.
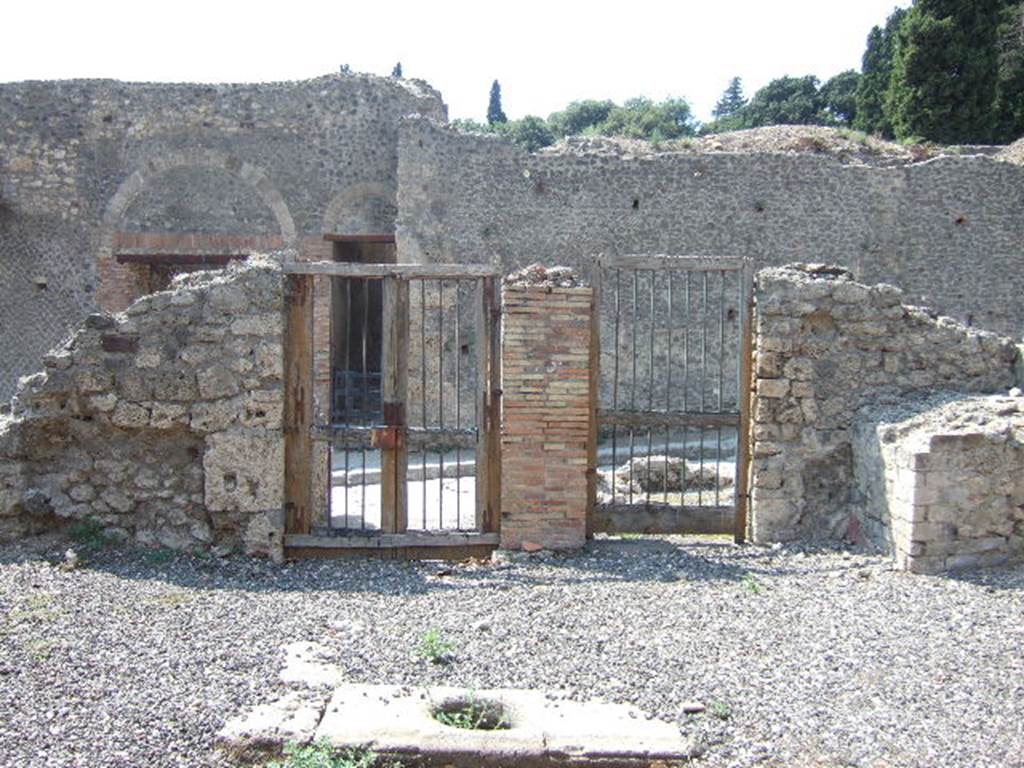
[420,278,427,530]
[285,261,500,279]
[438,279,445,528]
[361,278,369,529]
[698,272,708,507]
[454,279,461,531]
[343,279,351,528]
[664,270,673,503]
[629,269,638,505]
[611,267,621,506]
[646,270,655,507]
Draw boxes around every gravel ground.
[1,535,1023,768]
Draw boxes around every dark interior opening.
[330,236,396,423]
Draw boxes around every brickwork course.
[500,279,593,550]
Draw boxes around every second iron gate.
[589,255,753,541]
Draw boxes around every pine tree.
[887,0,1003,143]
[854,7,908,136]
[487,80,507,125]
[392,62,403,78]
[712,77,747,118]
[994,1,1024,142]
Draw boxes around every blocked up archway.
[96,149,298,311]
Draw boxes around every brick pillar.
[500,284,593,550]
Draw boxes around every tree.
[487,80,507,125]
[854,7,908,136]
[887,0,1003,143]
[712,77,747,119]
[391,62,403,78]
[820,70,861,126]
[599,97,697,140]
[548,100,615,137]
[994,0,1024,142]
[508,116,556,151]
[742,76,824,127]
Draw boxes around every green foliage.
[487,80,507,125]
[433,696,510,731]
[67,517,114,548]
[709,701,733,720]
[819,70,861,126]
[144,547,176,565]
[419,628,455,663]
[267,740,377,768]
[742,75,825,127]
[712,77,747,119]
[548,99,616,137]
[854,7,908,136]
[506,115,556,152]
[599,97,697,141]
[887,0,1003,144]
[994,1,1024,142]
[741,573,762,595]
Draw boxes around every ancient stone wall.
[853,394,1024,573]
[749,264,1019,543]
[0,257,286,557]
[500,276,593,550]
[397,118,1024,339]
[0,74,446,399]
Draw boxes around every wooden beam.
[284,544,497,561]
[380,277,409,533]
[284,532,500,548]
[599,409,741,429]
[590,504,734,535]
[734,262,755,544]
[586,264,601,539]
[284,273,315,535]
[323,234,397,243]
[284,261,501,279]
[115,253,242,265]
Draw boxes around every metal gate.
[589,255,753,540]
[282,261,501,556]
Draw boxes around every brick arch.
[95,150,297,311]
[321,182,395,235]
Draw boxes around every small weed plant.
[431,692,510,731]
[267,740,377,768]
[418,628,454,664]
[67,517,115,548]
[709,700,733,720]
[741,573,762,595]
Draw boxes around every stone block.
[204,431,284,513]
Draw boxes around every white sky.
[3,0,911,123]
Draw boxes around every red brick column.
[500,285,593,550]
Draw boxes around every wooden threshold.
[590,504,734,535]
[284,532,498,560]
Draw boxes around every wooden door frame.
[585,254,754,543]
[282,260,502,559]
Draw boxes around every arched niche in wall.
[321,182,397,240]
[96,150,297,312]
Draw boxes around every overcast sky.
[4,1,911,123]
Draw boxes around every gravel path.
[1,535,1022,768]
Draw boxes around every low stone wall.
[0,257,286,557]
[500,270,593,550]
[854,395,1024,573]
[750,264,1019,543]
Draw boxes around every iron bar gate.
[589,255,753,541]
[282,261,501,556]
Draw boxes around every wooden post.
[486,276,502,533]
[284,273,315,535]
[586,262,602,539]
[380,277,409,533]
[734,262,754,544]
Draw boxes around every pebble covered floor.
[1,535,1022,768]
